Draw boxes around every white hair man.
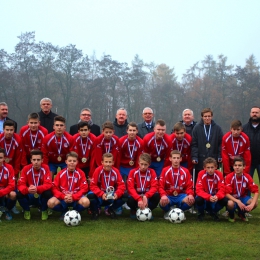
[137,107,154,139]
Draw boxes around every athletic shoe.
[115,207,123,215]
[222,211,229,217]
[41,211,48,221]
[59,212,65,221]
[245,212,253,218]
[122,203,130,210]
[104,208,111,216]
[0,206,6,213]
[5,211,12,221]
[108,207,117,219]
[164,210,170,220]
[238,212,249,222]
[47,208,53,216]
[91,211,99,220]
[24,211,31,220]
[11,206,20,214]
[87,208,92,215]
[228,217,235,223]
[197,213,204,222]
[189,208,197,214]
[130,210,137,219]
[211,213,220,222]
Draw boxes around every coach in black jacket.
[69,108,100,137]
[191,108,223,174]
[137,107,154,139]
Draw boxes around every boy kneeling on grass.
[89,153,125,220]
[127,153,160,219]
[225,157,259,222]
[47,152,90,219]
[195,157,228,221]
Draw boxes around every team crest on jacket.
[74,178,78,183]
[4,174,8,179]
[147,176,150,181]
[64,143,68,148]
[111,176,115,181]
[181,175,184,180]
[38,140,41,143]
[243,183,246,187]
[214,180,217,184]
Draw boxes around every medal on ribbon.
[204,124,211,149]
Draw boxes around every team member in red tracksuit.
[42,116,73,179]
[225,157,259,222]
[0,120,22,178]
[70,121,96,180]
[143,119,171,177]
[47,152,90,218]
[195,157,228,221]
[89,153,125,220]
[159,150,195,220]
[19,112,48,167]
[90,121,120,178]
[222,120,251,176]
[0,148,16,221]
[17,150,52,220]
[127,153,159,219]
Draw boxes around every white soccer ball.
[64,210,81,226]
[136,208,152,221]
[168,208,185,223]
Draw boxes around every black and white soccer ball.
[64,210,81,226]
[136,208,152,221]
[168,208,185,223]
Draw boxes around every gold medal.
[5,158,10,163]
[173,190,178,196]
[81,157,87,163]
[129,160,134,166]
[156,156,161,162]
[57,156,62,162]
[206,143,211,148]
[34,193,39,198]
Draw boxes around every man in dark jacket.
[137,107,155,139]
[0,102,17,133]
[180,108,197,136]
[191,108,223,179]
[38,98,58,133]
[243,106,260,181]
[69,108,100,137]
[113,108,128,138]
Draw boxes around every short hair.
[54,116,66,124]
[233,156,245,166]
[0,147,6,156]
[102,121,114,130]
[203,157,217,167]
[155,119,166,127]
[80,108,92,115]
[0,102,8,107]
[170,150,181,157]
[27,112,40,121]
[66,151,78,159]
[230,120,242,129]
[3,120,15,129]
[142,107,153,114]
[182,108,193,116]
[127,122,138,130]
[201,108,213,117]
[30,149,43,159]
[78,121,90,130]
[102,152,113,160]
[139,153,151,164]
[251,106,260,110]
[116,108,127,116]
[40,98,52,105]
[173,122,186,132]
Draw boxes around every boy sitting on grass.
[225,157,258,222]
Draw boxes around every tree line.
[0,31,259,132]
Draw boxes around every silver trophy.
[106,186,115,200]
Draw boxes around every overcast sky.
[1,0,260,79]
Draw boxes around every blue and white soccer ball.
[64,210,81,226]
[168,208,185,223]
[136,208,152,221]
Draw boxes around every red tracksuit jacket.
[0,163,15,197]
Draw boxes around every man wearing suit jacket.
[0,102,17,133]
[137,107,154,139]
[69,108,100,137]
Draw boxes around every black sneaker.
[108,207,117,219]
[211,213,220,222]
[91,211,99,220]
[197,213,204,221]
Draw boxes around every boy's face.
[0,152,4,166]
[138,159,150,172]
[174,129,185,141]
[202,112,212,125]
[4,126,14,139]
[233,161,245,175]
[103,128,114,140]
[154,124,166,139]
[169,153,182,167]
[127,126,138,140]
[78,126,90,138]
[28,119,40,131]
[102,156,114,171]
[66,156,78,171]
[31,155,43,170]
[204,163,216,175]
[53,121,66,136]
[230,127,242,138]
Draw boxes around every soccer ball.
[136,208,152,221]
[168,208,185,223]
[64,210,81,226]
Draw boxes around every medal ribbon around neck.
[154,136,163,157]
[234,174,244,198]
[127,139,136,160]
[175,139,184,153]
[171,167,180,189]
[101,138,112,153]
[207,172,216,195]
[204,124,211,143]
[103,169,112,189]
[0,167,4,182]
[30,130,39,149]
[31,167,41,187]
[55,135,64,156]
[80,137,89,156]
[66,169,76,192]
[4,137,14,157]
[138,169,149,194]
[231,135,239,156]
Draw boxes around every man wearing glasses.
[69,108,101,137]
[137,107,155,139]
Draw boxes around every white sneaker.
[164,210,170,220]
[11,206,20,214]
[189,208,197,214]
[222,211,229,217]
[245,212,253,218]
[122,203,130,210]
